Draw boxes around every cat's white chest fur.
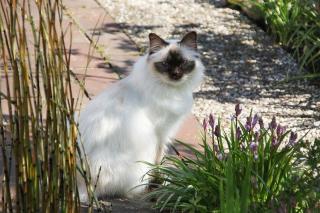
[77,32,204,201]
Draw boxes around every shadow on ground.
[80,198,156,213]
[109,20,320,106]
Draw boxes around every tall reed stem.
[0,0,96,212]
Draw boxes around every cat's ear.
[149,33,168,54]
[180,31,197,51]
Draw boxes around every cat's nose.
[170,70,183,80]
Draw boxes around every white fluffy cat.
[77,31,204,201]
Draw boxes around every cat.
[77,31,204,201]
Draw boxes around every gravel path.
[99,0,320,140]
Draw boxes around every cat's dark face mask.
[148,31,198,81]
[153,50,195,81]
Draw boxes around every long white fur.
[77,40,204,201]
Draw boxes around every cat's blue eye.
[180,60,195,72]
[181,60,188,66]
[162,61,168,66]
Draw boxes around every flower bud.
[258,117,264,129]
[269,116,277,130]
[252,114,259,128]
[214,125,221,137]
[235,103,242,117]
[289,132,298,145]
[236,127,242,140]
[250,142,258,152]
[217,153,223,161]
[245,116,252,131]
[202,118,207,132]
[209,113,215,129]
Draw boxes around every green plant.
[144,104,304,212]
[227,0,320,80]
[252,0,320,78]
[0,0,98,212]
[279,138,320,211]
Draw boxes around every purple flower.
[202,118,207,132]
[209,113,215,129]
[217,153,223,161]
[236,127,242,140]
[235,103,242,117]
[259,117,264,129]
[245,116,252,131]
[269,116,277,130]
[289,132,298,145]
[214,144,219,152]
[250,142,258,152]
[271,136,277,146]
[252,114,259,128]
[276,124,286,138]
[214,125,221,137]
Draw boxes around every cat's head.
[146,31,204,86]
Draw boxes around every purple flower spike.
[289,132,298,145]
[217,153,223,161]
[214,144,219,152]
[252,114,259,128]
[271,136,277,146]
[269,116,277,130]
[250,142,258,152]
[235,103,242,117]
[214,125,221,137]
[209,113,215,129]
[203,118,207,132]
[276,124,286,138]
[236,127,242,140]
[245,116,252,131]
[259,117,264,129]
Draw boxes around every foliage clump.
[145,104,320,212]
[0,0,97,212]
[230,0,320,80]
